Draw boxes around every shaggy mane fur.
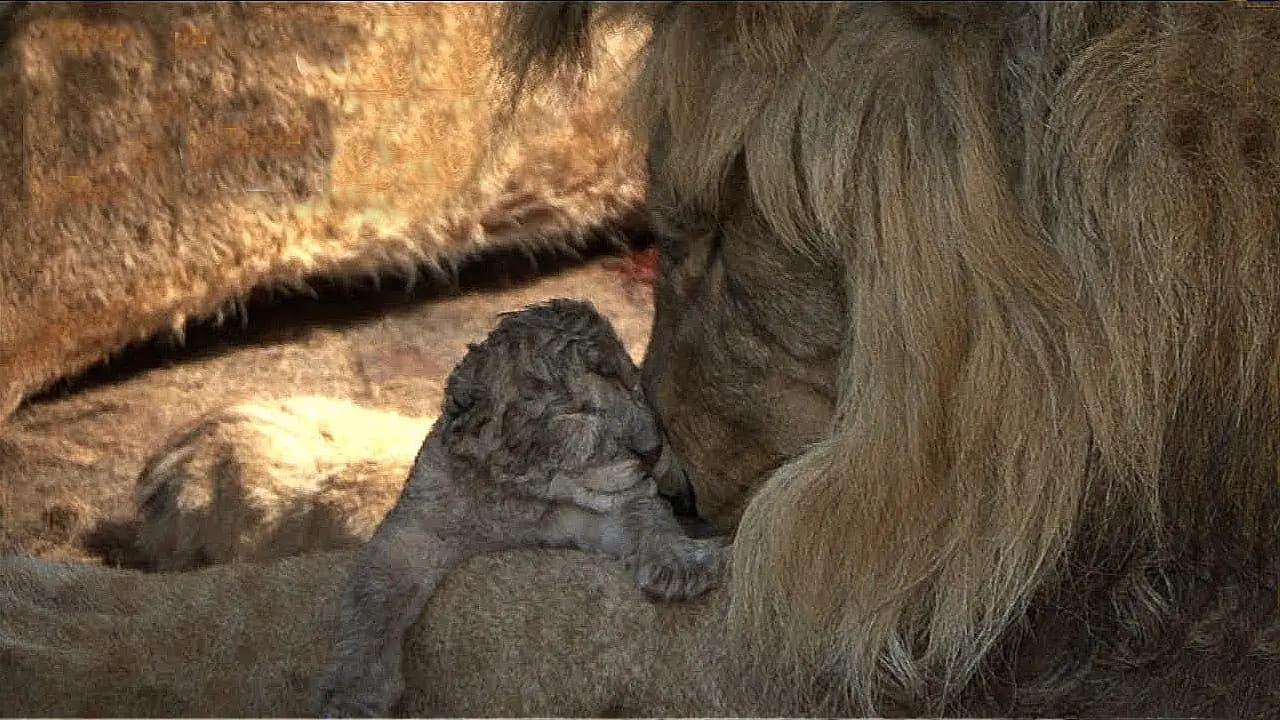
[501,2,1280,714]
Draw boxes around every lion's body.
[2,1,1280,717]
[0,550,730,717]
[134,397,431,571]
[0,2,645,418]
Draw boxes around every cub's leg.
[315,515,470,719]
[624,495,723,600]
[542,495,723,601]
[315,431,536,719]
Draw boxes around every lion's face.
[639,160,845,532]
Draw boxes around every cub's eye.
[648,229,695,276]
[636,442,662,467]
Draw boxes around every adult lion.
[3,2,1280,717]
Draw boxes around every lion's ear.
[535,412,603,469]
[442,391,474,434]
[440,394,492,468]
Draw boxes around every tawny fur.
[0,2,646,419]
[0,549,732,717]
[134,397,432,571]
[317,299,720,716]
[504,1,1280,716]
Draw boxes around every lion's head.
[502,2,1280,715]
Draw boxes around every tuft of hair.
[496,2,656,111]
[497,1,594,98]
[443,298,629,412]
[504,1,1280,716]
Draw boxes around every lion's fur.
[134,397,431,571]
[503,1,1280,714]
[0,2,646,419]
[0,549,730,717]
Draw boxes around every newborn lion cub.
[315,299,722,717]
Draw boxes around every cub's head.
[498,2,845,530]
[440,299,665,508]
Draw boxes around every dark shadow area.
[0,2,28,51]
[81,517,150,570]
[27,229,656,406]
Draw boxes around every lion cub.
[315,299,722,717]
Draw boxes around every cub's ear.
[535,412,603,468]
[441,342,487,438]
[620,401,662,465]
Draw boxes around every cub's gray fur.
[315,299,723,718]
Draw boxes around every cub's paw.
[631,536,723,601]
[316,690,391,719]
[313,664,398,719]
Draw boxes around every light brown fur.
[0,2,646,418]
[505,1,1280,715]
[134,397,431,571]
[0,550,731,717]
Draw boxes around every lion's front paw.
[631,536,723,601]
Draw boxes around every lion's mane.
[502,2,1280,714]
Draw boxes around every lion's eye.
[659,231,690,264]
[645,187,704,260]
[651,226,696,272]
